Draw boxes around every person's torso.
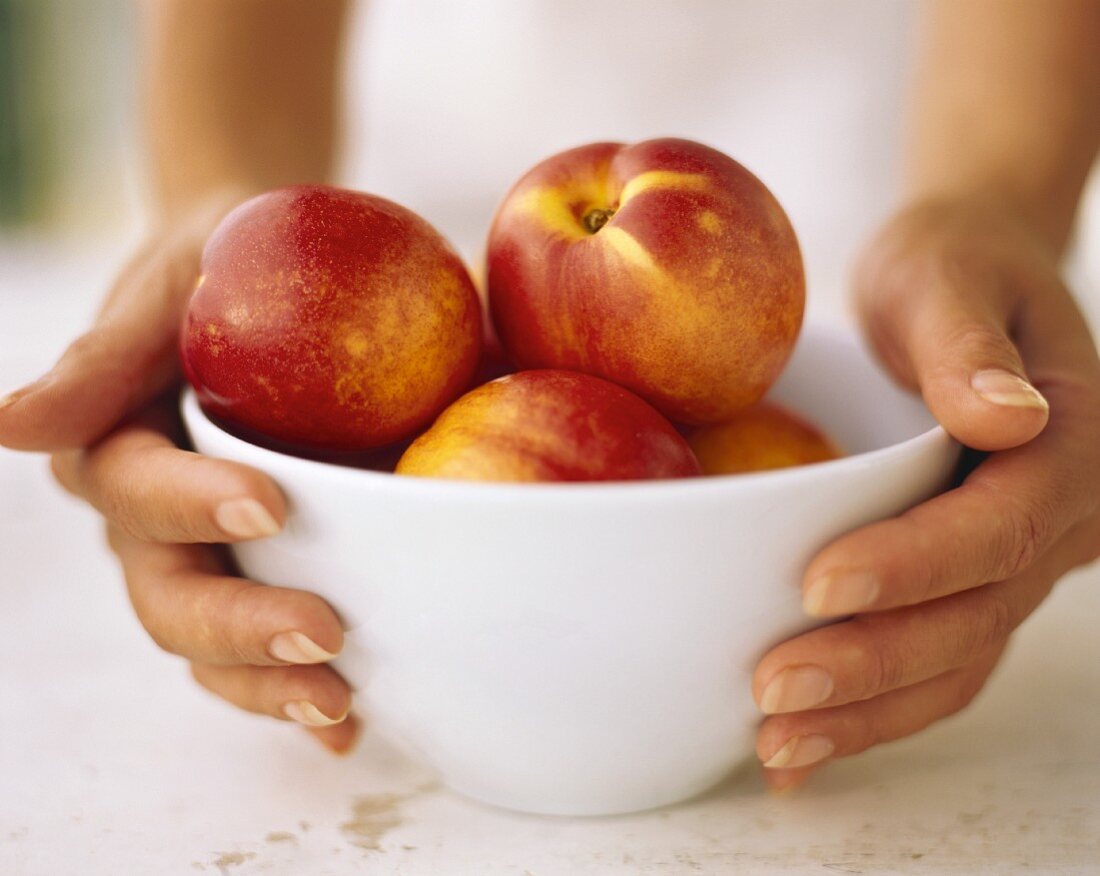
[342,0,918,315]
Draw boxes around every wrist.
[900,181,1071,261]
[853,194,1060,327]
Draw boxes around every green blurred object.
[0,0,29,224]
[0,0,136,232]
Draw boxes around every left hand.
[753,197,1100,792]
[0,198,359,755]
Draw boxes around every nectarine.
[688,401,840,475]
[396,370,701,482]
[487,138,804,424]
[182,185,481,452]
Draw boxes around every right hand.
[0,191,359,753]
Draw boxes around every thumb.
[0,231,204,452]
[856,252,1049,453]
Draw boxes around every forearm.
[907,0,1100,255]
[144,0,348,220]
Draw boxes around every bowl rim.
[180,327,956,505]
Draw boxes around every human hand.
[0,191,358,753]
[753,198,1100,791]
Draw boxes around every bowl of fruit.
[181,138,959,816]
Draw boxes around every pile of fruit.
[182,138,838,482]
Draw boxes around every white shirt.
[341,0,920,320]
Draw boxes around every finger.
[771,515,1100,713]
[756,646,1002,772]
[761,767,814,794]
[306,714,363,755]
[756,548,1065,715]
[1012,271,1100,392]
[191,662,352,727]
[0,248,194,451]
[110,526,344,666]
[0,195,235,452]
[856,218,1049,451]
[802,367,1100,617]
[761,765,817,795]
[53,418,286,543]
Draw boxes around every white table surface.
[1,239,1098,875]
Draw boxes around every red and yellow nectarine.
[182,185,481,452]
[487,138,804,424]
[396,370,701,482]
[687,400,840,475]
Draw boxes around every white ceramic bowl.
[182,323,958,816]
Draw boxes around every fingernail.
[283,700,346,727]
[759,665,834,714]
[269,631,338,665]
[971,369,1049,410]
[215,498,281,540]
[803,570,880,616]
[763,734,835,769]
[0,378,49,413]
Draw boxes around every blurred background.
[1,0,1098,425]
[1,0,140,407]
[1,1,1097,331]
[0,0,139,233]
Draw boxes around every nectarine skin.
[182,186,481,451]
[396,370,702,482]
[469,260,517,386]
[688,401,840,475]
[487,138,804,424]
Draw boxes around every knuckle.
[945,323,1019,369]
[186,584,244,664]
[867,644,903,694]
[220,583,267,664]
[966,592,1015,657]
[846,714,883,756]
[103,488,153,540]
[843,625,903,694]
[95,444,184,541]
[86,450,142,526]
[159,452,225,541]
[892,515,939,602]
[995,494,1057,579]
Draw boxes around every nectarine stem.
[583,208,614,234]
